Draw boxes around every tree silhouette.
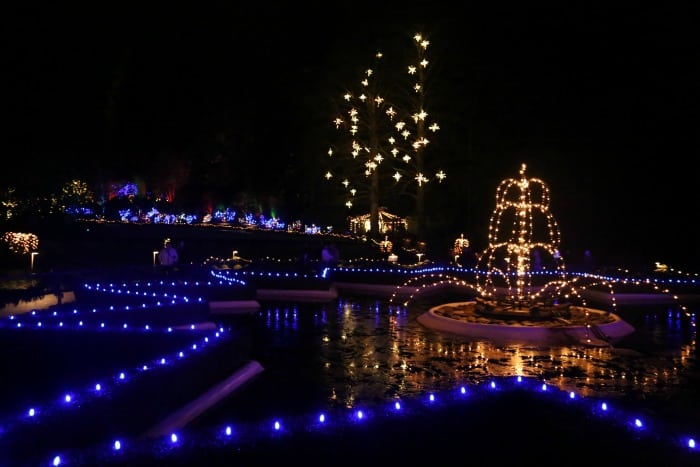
[324,33,445,240]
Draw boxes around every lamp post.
[30,252,38,273]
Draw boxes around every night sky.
[3,3,697,270]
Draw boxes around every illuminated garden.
[1,10,698,465]
[1,161,698,465]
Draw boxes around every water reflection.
[207,296,696,425]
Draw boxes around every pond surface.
[0,281,697,465]
[195,295,698,426]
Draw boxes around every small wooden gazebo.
[348,208,407,236]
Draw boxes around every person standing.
[158,239,179,274]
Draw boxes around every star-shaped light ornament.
[325,171,333,180]
[393,172,402,182]
[415,173,428,186]
[436,170,446,182]
[429,123,440,132]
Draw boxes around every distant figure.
[158,239,179,274]
[531,249,542,271]
[320,242,340,267]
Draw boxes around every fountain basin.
[417,301,635,347]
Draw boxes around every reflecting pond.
[195,295,698,426]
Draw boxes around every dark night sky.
[2,3,698,270]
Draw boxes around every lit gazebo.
[348,208,407,236]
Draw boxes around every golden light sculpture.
[452,233,469,257]
[475,163,567,305]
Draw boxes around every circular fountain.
[418,163,635,346]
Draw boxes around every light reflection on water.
[202,296,697,425]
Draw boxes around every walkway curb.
[142,360,265,438]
